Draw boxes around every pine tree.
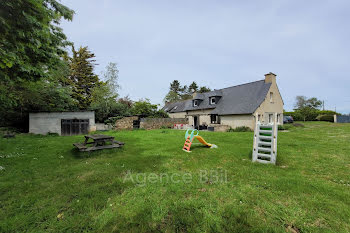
[68,46,101,109]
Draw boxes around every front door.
[193,116,199,129]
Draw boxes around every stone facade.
[114,116,188,130]
[115,116,139,130]
[140,118,188,130]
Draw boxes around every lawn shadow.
[70,147,125,159]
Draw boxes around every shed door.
[61,119,89,136]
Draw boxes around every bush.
[104,116,124,125]
[227,126,252,132]
[317,115,334,122]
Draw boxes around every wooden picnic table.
[73,134,124,152]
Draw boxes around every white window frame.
[193,100,198,107]
[210,97,216,105]
[269,114,273,123]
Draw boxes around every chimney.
[264,72,277,84]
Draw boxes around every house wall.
[220,114,255,129]
[186,109,213,126]
[168,112,187,118]
[140,118,188,130]
[29,111,96,135]
[254,75,284,124]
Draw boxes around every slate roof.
[163,80,272,115]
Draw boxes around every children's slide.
[194,135,212,147]
[183,129,217,152]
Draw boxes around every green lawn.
[1,122,350,232]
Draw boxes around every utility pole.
[322,100,325,111]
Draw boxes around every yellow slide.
[195,136,212,147]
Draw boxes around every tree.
[294,96,323,121]
[0,0,75,128]
[0,0,74,82]
[164,80,183,103]
[131,99,158,117]
[198,86,211,93]
[189,82,199,93]
[294,96,322,110]
[164,80,212,103]
[68,46,101,109]
[90,63,120,122]
[103,62,120,97]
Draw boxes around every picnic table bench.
[73,134,124,152]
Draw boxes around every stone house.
[163,72,283,131]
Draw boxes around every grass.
[0,122,350,232]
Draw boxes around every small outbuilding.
[29,111,96,136]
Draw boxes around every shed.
[29,111,96,136]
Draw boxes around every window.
[193,100,198,107]
[258,114,261,122]
[268,114,273,123]
[211,114,219,124]
[210,97,216,105]
[270,92,274,103]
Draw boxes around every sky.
[60,0,350,113]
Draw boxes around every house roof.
[163,80,272,115]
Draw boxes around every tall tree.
[164,80,182,103]
[189,82,199,93]
[164,80,212,103]
[0,0,75,128]
[68,46,101,109]
[0,0,74,82]
[90,63,121,122]
[103,62,120,97]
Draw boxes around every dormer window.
[210,97,216,105]
[193,100,199,107]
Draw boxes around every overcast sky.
[60,0,350,113]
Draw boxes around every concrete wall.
[29,111,95,135]
[96,123,113,131]
[220,114,255,129]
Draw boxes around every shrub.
[317,115,334,122]
[227,126,252,132]
[104,116,124,125]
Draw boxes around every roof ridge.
[203,79,265,93]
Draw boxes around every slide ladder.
[252,113,278,164]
